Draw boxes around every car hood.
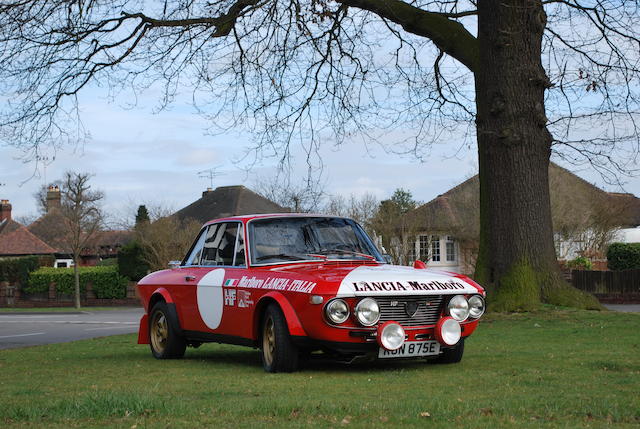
[273,263,482,296]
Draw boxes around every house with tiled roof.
[404,163,640,275]
[0,200,56,257]
[18,186,133,266]
[173,185,289,224]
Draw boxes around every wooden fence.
[572,269,640,303]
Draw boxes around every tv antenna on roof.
[35,155,55,185]
[198,167,224,189]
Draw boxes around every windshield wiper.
[255,253,302,261]
[317,248,376,260]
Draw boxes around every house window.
[431,235,441,262]
[446,236,456,262]
[418,235,430,261]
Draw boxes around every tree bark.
[473,0,600,310]
[73,255,81,309]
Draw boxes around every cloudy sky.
[1,86,639,225]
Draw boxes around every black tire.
[432,339,465,364]
[260,304,299,373]
[149,302,186,359]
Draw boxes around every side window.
[234,225,246,266]
[202,223,244,266]
[183,228,208,266]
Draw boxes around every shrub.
[567,256,593,270]
[607,242,640,271]
[26,266,129,299]
[117,241,150,281]
[97,258,118,267]
[0,256,41,285]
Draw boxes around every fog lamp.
[377,321,405,351]
[435,317,461,346]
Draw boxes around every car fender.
[255,291,307,338]
[147,287,183,336]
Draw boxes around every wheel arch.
[253,292,307,341]
[148,289,183,336]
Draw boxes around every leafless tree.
[134,215,202,271]
[1,1,639,310]
[58,172,104,309]
[254,173,326,212]
[552,189,635,261]
[323,192,379,233]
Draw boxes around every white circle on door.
[196,268,225,330]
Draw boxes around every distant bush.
[97,258,118,267]
[26,266,129,299]
[607,243,640,271]
[567,256,593,270]
[0,256,41,285]
[117,241,149,281]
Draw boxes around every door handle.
[185,275,196,282]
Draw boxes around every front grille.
[376,295,445,327]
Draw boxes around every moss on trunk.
[482,259,603,312]
[488,260,540,312]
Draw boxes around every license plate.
[378,341,440,359]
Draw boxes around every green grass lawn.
[1,309,638,428]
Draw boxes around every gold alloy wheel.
[262,316,275,366]
[150,311,168,354]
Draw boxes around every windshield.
[248,217,384,265]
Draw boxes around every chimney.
[0,199,11,222]
[46,185,61,212]
[202,187,214,198]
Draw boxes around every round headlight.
[354,298,380,326]
[468,295,485,319]
[447,295,470,321]
[325,299,349,324]
[377,322,405,350]
[435,317,462,346]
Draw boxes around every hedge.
[117,241,149,281]
[26,266,129,299]
[607,242,640,271]
[567,256,593,270]
[0,256,44,285]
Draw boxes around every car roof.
[202,213,346,227]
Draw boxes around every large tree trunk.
[474,0,600,310]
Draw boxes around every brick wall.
[0,280,140,308]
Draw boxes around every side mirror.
[382,254,393,264]
[168,260,181,269]
[413,260,427,269]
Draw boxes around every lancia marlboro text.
[353,280,467,293]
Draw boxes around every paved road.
[603,304,640,313]
[0,308,144,350]
[0,305,636,351]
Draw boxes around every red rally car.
[136,214,486,372]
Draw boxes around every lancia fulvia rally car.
[136,214,486,372]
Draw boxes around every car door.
[193,221,248,336]
[172,226,211,332]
